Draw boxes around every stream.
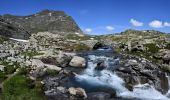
[71,48,170,100]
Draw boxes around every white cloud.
[164,22,170,27]
[106,26,114,31]
[85,28,92,32]
[149,20,163,28]
[130,19,143,27]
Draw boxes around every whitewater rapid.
[75,54,170,100]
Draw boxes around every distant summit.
[0,9,83,39]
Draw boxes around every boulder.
[69,56,86,68]
[163,53,170,64]
[29,68,46,80]
[0,65,5,71]
[45,64,62,72]
[32,59,44,68]
[125,59,138,67]
[93,42,106,50]
[56,86,67,93]
[95,61,106,70]
[68,87,87,98]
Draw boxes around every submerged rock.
[69,56,86,68]
[87,92,111,100]
[95,61,106,70]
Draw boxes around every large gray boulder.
[69,56,86,68]
[68,87,87,98]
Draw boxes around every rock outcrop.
[0,17,30,39]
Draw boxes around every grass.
[1,74,46,100]
[144,43,159,53]
[0,72,7,83]
[66,34,91,40]
[73,43,90,52]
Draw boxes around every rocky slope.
[0,17,30,39]
[0,10,83,39]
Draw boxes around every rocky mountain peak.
[0,9,83,39]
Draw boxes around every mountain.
[0,10,83,39]
[0,17,31,39]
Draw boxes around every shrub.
[144,43,159,53]
[4,66,16,74]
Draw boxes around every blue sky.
[0,0,170,34]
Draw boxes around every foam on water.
[75,54,170,100]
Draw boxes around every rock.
[57,86,67,93]
[93,42,106,50]
[95,61,106,70]
[0,65,5,71]
[69,56,86,68]
[40,51,72,68]
[125,59,138,67]
[68,87,87,98]
[45,64,62,72]
[87,92,111,100]
[32,59,45,68]
[25,60,32,66]
[29,68,46,80]
[163,53,170,64]
[131,44,145,52]
[43,77,60,90]
[153,53,164,59]
[44,89,69,100]
[56,51,72,67]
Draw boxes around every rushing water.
[73,48,170,100]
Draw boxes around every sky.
[0,0,170,35]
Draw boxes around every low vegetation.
[22,50,44,58]
[1,66,46,100]
[1,74,46,100]
[73,43,90,52]
[0,36,8,44]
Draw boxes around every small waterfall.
[74,49,169,100]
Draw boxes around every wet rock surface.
[115,55,169,94]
